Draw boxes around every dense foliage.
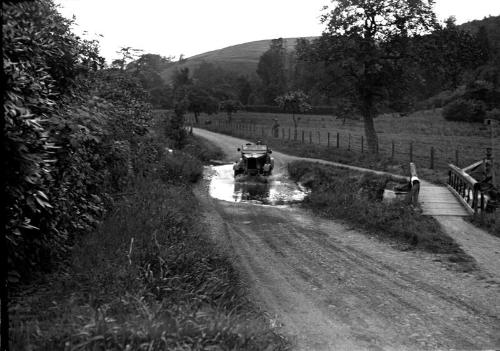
[443,98,487,122]
[275,90,312,138]
[3,0,154,280]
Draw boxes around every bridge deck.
[419,181,470,216]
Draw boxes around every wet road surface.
[194,128,500,351]
[207,164,308,205]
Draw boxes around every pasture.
[195,109,500,186]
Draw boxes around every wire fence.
[201,120,500,183]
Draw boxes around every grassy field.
[197,109,500,186]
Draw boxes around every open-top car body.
[233,143,274,177]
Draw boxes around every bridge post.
[409,162,420,206]
[486,147,494,186]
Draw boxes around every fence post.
[361,136,364,153]
[302,130,305,143]
[328,132,330,147]
[282,128,285,139]
[430,147,435,169]
[337,132,340,148]
[409,142,413,162]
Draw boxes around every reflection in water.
[207,164,308,206]
[233,181,271,203]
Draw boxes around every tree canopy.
[311,0,438,152]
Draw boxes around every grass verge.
[268,139,449,185]
[470,212,500,238]
[183,134,225,164]
[10,135,287,350]
[288,161,477,271]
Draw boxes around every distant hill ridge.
[160,37,317,84]
[160,15,500,84]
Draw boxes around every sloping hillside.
[160,16,500,86]
[460,15,500,53]
[160,37,317,84]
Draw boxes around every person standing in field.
[272,119,279,138]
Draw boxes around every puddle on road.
[206,164,308,206]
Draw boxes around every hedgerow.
[3,0,153,280]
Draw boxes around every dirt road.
[194,129,500,350]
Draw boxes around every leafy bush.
[443,98,487,123]
[3,0,154,280]
[486,108,500,121]
[463,80,500,109]
[182,135,225,163]
[3,0,105,277]
[160,151,203,183]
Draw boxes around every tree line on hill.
[121,2,499,153]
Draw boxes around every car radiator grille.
[247,158,257,169]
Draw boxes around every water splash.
[206,165,308,206]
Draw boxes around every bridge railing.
[448,164,485,214]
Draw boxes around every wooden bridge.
[419,181,471,216]
[415,150,496,216]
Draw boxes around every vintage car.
[233,142,274,177]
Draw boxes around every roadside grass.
[471,212,500,238]
[266,138,449,185]
[288,161,477,271]
[10,135,287,350]
[183,134,225,163]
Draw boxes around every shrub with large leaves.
[3,0,152,279]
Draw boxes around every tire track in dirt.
[194,128,500,350]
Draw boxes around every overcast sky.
[54,0,500,64]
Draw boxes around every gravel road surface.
[194,128,500,351]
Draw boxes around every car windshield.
[242,144,267,152]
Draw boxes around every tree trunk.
[362,108,378,153]
[194,112,199,124]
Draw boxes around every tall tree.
[185,86,218,124]
[320,0,437,152]
[414,17,488,91]
[275,90,312,139]
[257,38,288,104]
